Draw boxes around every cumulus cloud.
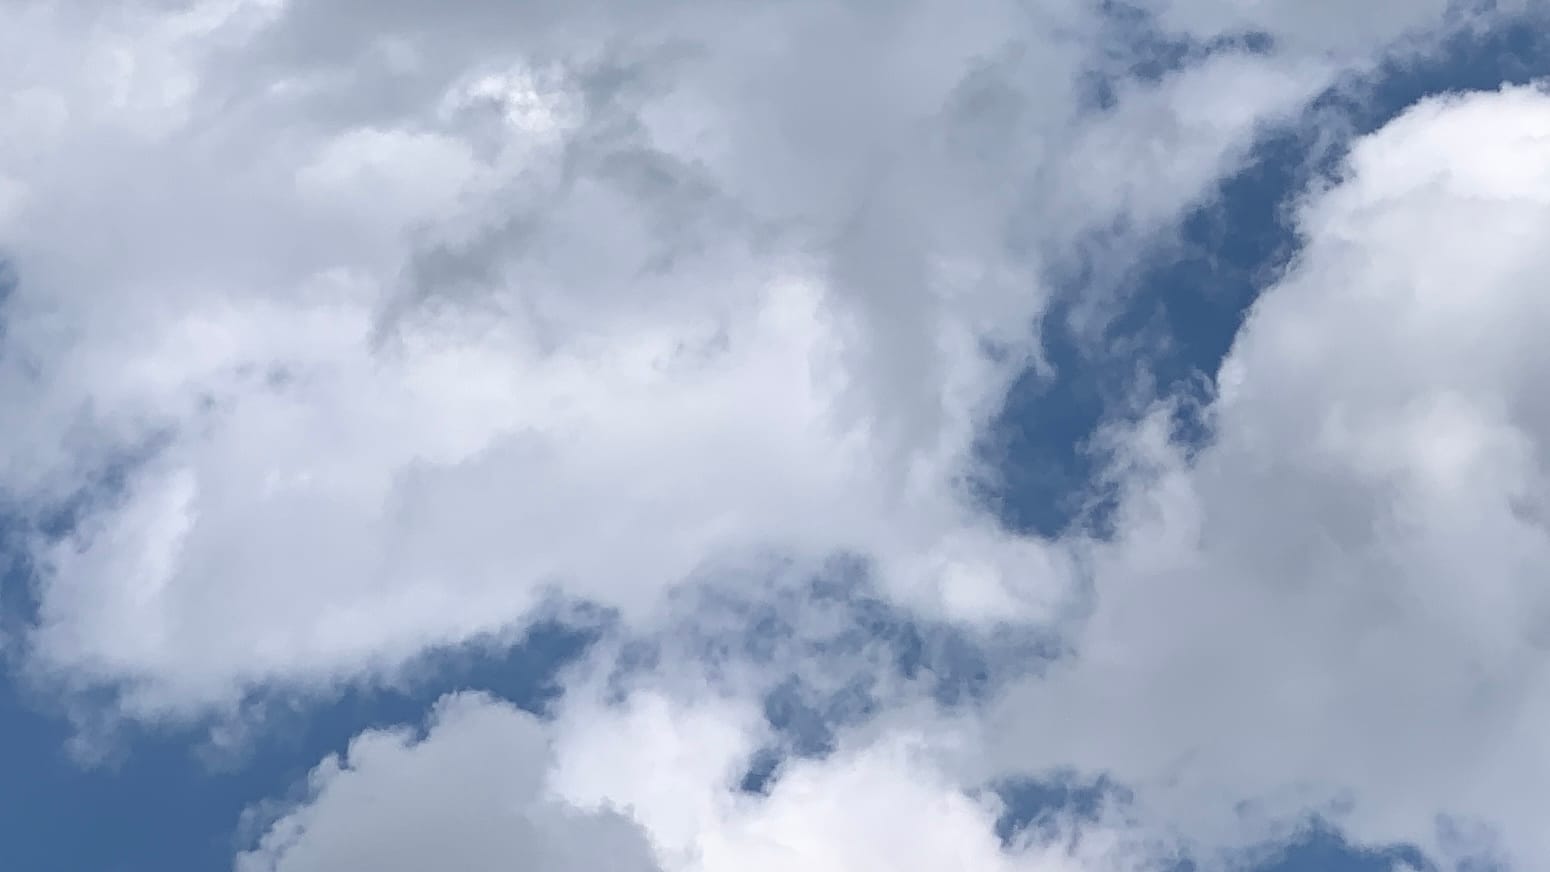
[0,0,1345,717]
[549,689,1165,872]
[7,1,1546,871]
[235,692,661,872]
[243,688,1162,872]
[983,83,1550,869]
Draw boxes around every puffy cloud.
[242,688,1161,872]
[983,83,1550,869]
[0,0,1350,717]
[604,693,1163,872]
[235,692,661,872]
[3,0,1540,869]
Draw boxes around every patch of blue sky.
[1080,1,1277,112]
[598,567,1052,790]
[0,594,592,872]
[980,10,1550,538]
[992,779,1432,872]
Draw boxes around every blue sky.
[2,2,1550,871]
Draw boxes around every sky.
[2,1,1550,871]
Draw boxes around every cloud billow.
[1,0,1546,870]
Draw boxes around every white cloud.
[0,1,1531,869]
[234,692,661,872]
[982,83,1550,869]
[242,688,1163,872]
[0,0,1359,718]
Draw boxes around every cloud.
[549,692,1161,872]
[0,0,1346,718]
[6,1,1544,869]
[235,691,660,872]
[982,83,1550,869]
[1152,0,1454,57]
[242,688,1164,872]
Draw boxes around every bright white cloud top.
[987,84,1550,869]
[1,0,1547,870]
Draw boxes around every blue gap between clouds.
[980,11,1550,539]
[739,590,1054,792]
[602,565,1052,795]
[991,777,1431,871]
[0,541,594,872]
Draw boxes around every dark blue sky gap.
[980,13,1550,539]
[991,780,1432,872]
[0,611,592,872]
